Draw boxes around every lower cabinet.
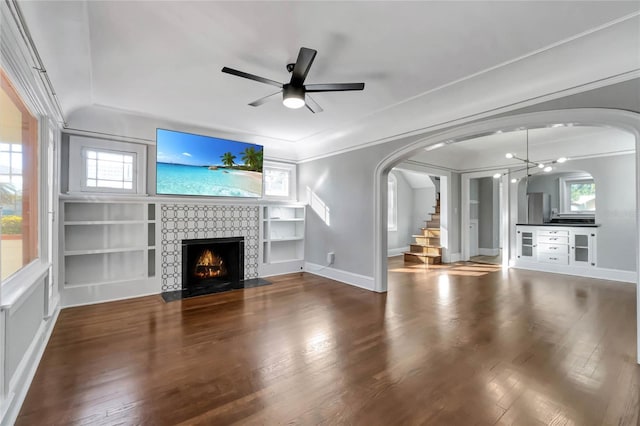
[515,225,597,271]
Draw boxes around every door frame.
[461,170,509,266]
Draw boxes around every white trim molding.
[511,264,636,284]
[304,262,376,292]
[478,248,501,257]
[388,246,409,257]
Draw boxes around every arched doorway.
[372,108,640,363]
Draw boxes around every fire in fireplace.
[194,249,227,279]
[182,237,244,290]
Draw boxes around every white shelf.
[61,201,158,294]
[261,205,305,273]
[64,276,148,288]
[270,258,304,264]
[64,247,148,256]
[65,220,148,225]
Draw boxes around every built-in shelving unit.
[260,205,305,276]
[60,200,159,306]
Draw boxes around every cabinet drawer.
[537,230,569,237]
[538,254,569,265]
[537,235,569,244]
[538,243,569,254]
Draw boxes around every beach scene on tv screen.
[156,129,263,197]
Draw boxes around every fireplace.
[182,237,244,291]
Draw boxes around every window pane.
[264,168,289,197]
[570,182,596,211]
[87,159,97,179]
[83,149,135,192]
[1,69,39,280]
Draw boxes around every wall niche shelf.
[260,205,305,276]
[60,200,159,306]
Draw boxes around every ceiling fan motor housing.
[282,84,305,108]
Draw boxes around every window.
[68,135,146,194]
[0,68,39,281]
[388,173,397,231]
[263,161,296,199]
[83,148,135,191]
[559,174,596,213]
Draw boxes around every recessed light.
[557,157,567,163]
[538,163,545,169]
[551,123,565,128]
[544,166,553,172]
[505,153,514,159]
[511,178,518,183]
[493,173,502,179]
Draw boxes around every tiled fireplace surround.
[160,204,260,291]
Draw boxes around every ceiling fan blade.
[290,47,317,86]
[305,83,365,92]
[249,91,282,107]
[305,95,323,113]
[221,67,282,88]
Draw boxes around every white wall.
[412,187,436,233]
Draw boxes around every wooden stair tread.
[410,243,442,248]
[403,252,442,258]
[413,234,440,238]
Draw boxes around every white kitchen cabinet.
[514,225,598,276]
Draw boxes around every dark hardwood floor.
[17,259,639,425]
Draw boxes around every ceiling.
[409,126,635,172]
[18,2,640,160]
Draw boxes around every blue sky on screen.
[156,129,263,166]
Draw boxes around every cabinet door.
[516,230,536,260]
[571,231,595,267]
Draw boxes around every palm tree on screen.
[221,152,236,167]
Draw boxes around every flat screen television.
[156,128,263,198]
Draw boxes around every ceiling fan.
[221,47,365,113]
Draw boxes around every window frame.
[0,67,40,284]
[388,173,398,231]
[559,173,596,214]
[262,160,297,201]
[68,135,147,195]
[80,147,137,193]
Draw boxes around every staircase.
[404,193,443,264]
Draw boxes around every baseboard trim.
[2,305,60,426]
[388,246,409,257]
[304,262,376,292]
[512,263,636,284]
[447,252,462,263]
[478,248,500,256]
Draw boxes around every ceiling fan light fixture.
[282,85,305,109]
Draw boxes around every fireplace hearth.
[161,236,270,302]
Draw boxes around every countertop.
[516,223,600,228]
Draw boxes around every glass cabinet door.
[518,230,535,259]
[572,232,594,266]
